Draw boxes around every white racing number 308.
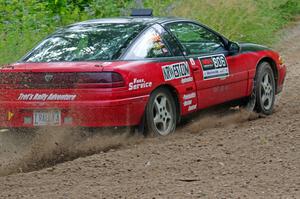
[212,56,227,68]
[199,54,229,80]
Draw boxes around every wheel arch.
[257,57,279,93]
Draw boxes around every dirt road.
[0,21,299,198]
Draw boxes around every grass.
[0,0,299,65]
[171,0,300,45]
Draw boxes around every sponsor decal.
[198,54,229,80]
[188,104,197,111]
[183,92,196,100]
[129,78,152,91]
[162,62,190,81]
[183,100,192,106]
[151,33,162,42]
[150,33,170,56]
[189,58,195,66]
[17,93,77,101]
[181,76,194,84]
[162,47,169,54]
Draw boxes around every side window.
[161,30,183,57]
[124,27,172,59]
[166,22,225,55]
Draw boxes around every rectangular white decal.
[189,58,195,65]
[183,92,196,100]
[181,77,193,84]
[129,78,152,91]
[188,104,197,111]
[183,100,192,106]
[162,62,190,81]
[18,93,77,101]
[198,54,229,80]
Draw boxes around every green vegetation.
[0,0,299,65]
[172,0,300,44]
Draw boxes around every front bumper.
[0,95,148,128]
[276,64,287,94]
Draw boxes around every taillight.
[0,72,125,89]
[76,72,125,88]
[0,73,17,84]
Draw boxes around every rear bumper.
[0,95,148,128]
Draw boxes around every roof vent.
[131,9,153,17]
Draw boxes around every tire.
[145,87,177,136]
[254,62,276,115]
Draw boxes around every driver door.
[165,22,248,109]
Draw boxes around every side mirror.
[228,42,240,55]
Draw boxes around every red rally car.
[0,10,286,136]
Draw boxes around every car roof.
[73,17,189,26]
[70,16,227,43]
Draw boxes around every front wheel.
[145,88,177,136]
[254,62,276,115]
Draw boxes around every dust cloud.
[0,127,143,176]
[183,107,259,134]
[0,106,259,176]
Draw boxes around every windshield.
[22,23,146,62]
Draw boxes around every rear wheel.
[145,88,177,136]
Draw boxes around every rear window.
[22,23,146,62]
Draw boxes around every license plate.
[33,110,61,126]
